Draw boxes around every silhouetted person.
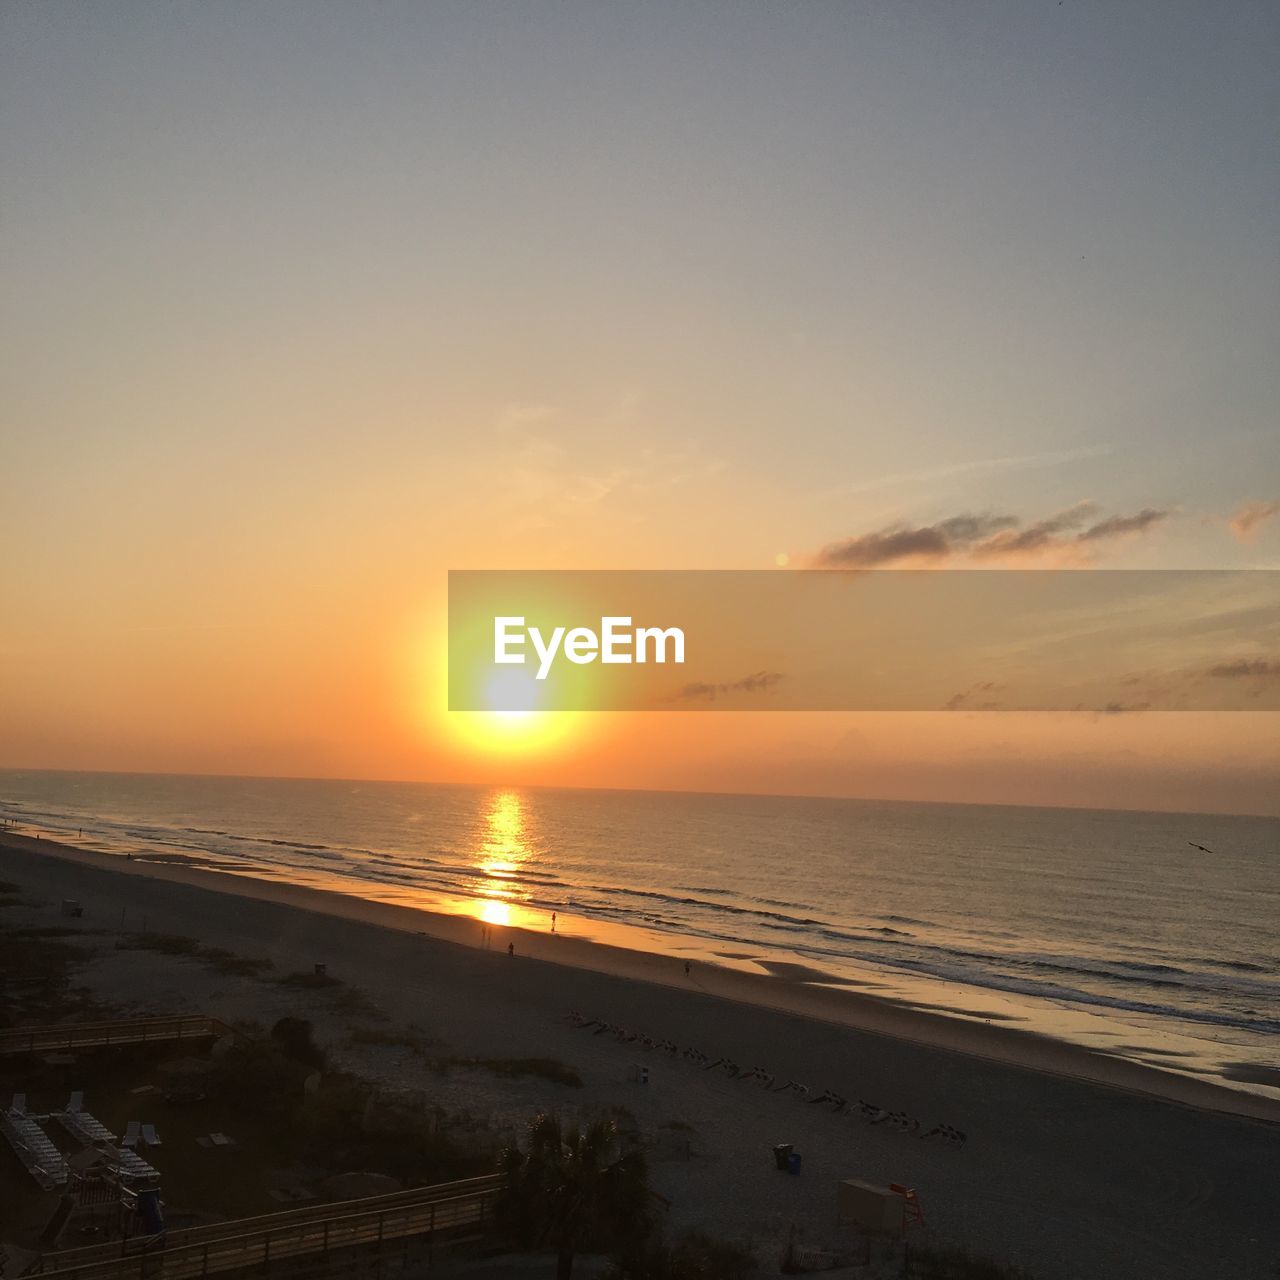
[507,941,514,957]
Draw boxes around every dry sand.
[2,833,1277,1279]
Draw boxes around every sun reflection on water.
[471,791,533,924]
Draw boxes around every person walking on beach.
[684,960,692,978]
[551,911,557,933]
[507,941,515,957]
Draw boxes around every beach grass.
[331,986,383,1017]
[906,1245,1035,1279]
[115,932,275,976]
[278,969,343,989]
[344,1025,438,1051]
[11,925,103,939]
[0,896,100,1024]
[116,931,202,956]
[429,1055,583,1088]
[200,947,275,976]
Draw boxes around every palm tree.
[499,1112,652,1279]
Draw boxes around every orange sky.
[2,4,1278,815]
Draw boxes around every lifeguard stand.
[837,1178,926,1242]
[890,1183,925,1231]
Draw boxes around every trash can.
[772,1143,793,1171]
[787,1152,802,1175]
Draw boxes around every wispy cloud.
[819,444,1113,501]
[669,671,785,703]
[492,401,724,515]
[1077,509,1168,542]
[1206,659,1280,679]
[1229,499,1280,543]
[944,681,1003,710]
[810,502,1170,568]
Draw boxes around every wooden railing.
[33,1175,502,1278]
[0,1016,231,1056]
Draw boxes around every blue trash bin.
[787,1152,802,1175]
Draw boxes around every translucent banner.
[448,570,1280,712]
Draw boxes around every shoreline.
[4,829,1277,1126]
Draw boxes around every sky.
[2,1,1278,814]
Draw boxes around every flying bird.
[1188,842,1217,856]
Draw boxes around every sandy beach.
[3,831,1277,1278]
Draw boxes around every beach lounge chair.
[122,1120,141,1148]
[10,1093,26,1116]
[141,1123,161,1147]
[67,1091,84,1114]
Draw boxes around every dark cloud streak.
[811,503,1170,568]
[1206,659,1279,679]
[670,671,785,703]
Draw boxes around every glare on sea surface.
[478,790,529,880]
[468,791,537,928]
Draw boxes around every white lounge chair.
[141,1123,161,1147]
[122,1120,141,1149]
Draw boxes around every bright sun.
[421,643,586,759]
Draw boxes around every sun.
[419,640,588,759]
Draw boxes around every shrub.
[474,1057,582,1088]
[345,1027,434,1051]
[271,1017,327,1070]
[499,1113,653,1279]
[209,1040,310,1121]
[426,1055,582,1087]
[620,1231,757,1280]
[907,1245,1034,1279]
[295,1084,490,1186]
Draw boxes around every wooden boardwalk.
[0,1016,231,1057]
[32,1175,503,1277]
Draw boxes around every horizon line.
[1,762,1275,824]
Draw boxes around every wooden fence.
[32,1175,503,1278]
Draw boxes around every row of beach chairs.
[58,1089,162,1147]
[3,1090,165,1191]
[563,1012,967,1148]
[123,1120,163,1148]
[55,1091,164,1182]
[2,1094,69,1189]
[110,1145,163,1184]
[54,1090,117,1147]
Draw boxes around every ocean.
[2,769,1277,1100]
